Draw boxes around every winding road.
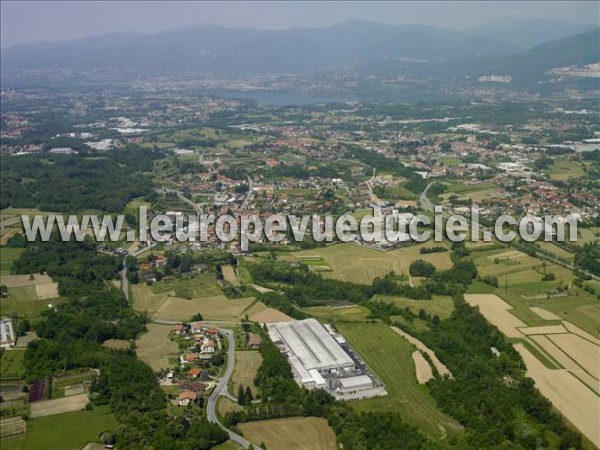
[206,328,253,449]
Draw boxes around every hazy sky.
[1,1,598,48]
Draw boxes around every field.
[217,397,243,416]
[1,405,116,450]
[248,307,294,324]
[443,182,503,202]
[302,304,370,322]
[372,294,455,319]
[336,323,461,440]
[289,242,452,285]
[0,350,25,379]
[238,417,337,450]
[222,265,240,286]
[30,393,89,418]
[390,326,452,377]
[546,158,586,181]
[231,350,262,397]
[465,292,599,446]
[0,248,23,276]
[0,273,63,318]
[135,323,178,372]
[471,247,599,337]
[131,276,255,322]
[514,344,599,448]
[412,351,434,384]
[0,416,26,438]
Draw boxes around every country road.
[206,328,253,449]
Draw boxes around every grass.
[546,158,586,181]
[153,295,255,322]
[302,304,370,322]
[372,295,455,319]
[0,350,25,379]
[336,323,461,440]
[0,288,66,318]
[135,323,178,372]
[238,417,337,450]
[1,405,116,450]
[0,248,23,276]
[289,242,452,285]
[231,350,262,397]
[472,247,600,338]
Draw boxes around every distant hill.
[466,18,596,49]
[0,20,519,74]
[1,20,597,82]
[471,27,600,80]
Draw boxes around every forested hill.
[0,147,163,212]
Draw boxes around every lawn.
[336,323,461,440]
[0,248,23,276]
[1,405,116,450]
[371,294,455,319]
[231,350,263,397]
[0,349,25,379]
[546,158,586,181]
[302,304,370,322]
[238,417,337,450]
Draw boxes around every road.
[206,328,253,449]
[419,182,436,213]
[240,175,254,210]
[119,257,128,301]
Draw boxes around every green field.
[149,272,222,299]
[0,248,23,276]
[371,295,455,319]
[0,288,65,318]
[472,247,600,337]
[1,406,116,450]
[0,350,25,379]
[336,323,461,440]
[231,350,263,397]
[546,158,586,181]
[302,304,370,322]
[287,242,452,285]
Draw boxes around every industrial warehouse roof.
[269,319,354,372]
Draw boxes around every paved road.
[120,257,129,300]
[240,175,254,210]
[206,328,253,449]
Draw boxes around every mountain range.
[1,19,598,81]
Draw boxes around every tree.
[409,260,436,278]
[244,386,253,405]
[237,385,246,405]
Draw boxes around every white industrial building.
[268,319,356,388]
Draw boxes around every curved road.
[206,329,253,449]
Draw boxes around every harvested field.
[153,295,255,322]
[391,326,452,378]
[464,294,525,338]
[34,282,59,300]
[0,274,54,288]
[547,333,599,377]
[0,416,26,438]
[131,284,171,313]
[249,284,273,293]
[238,417,337,450]
[249,307,294,324]
[303,304,370,322]
[529,307,560,321]
[64,385,85,397]
[30,393,89,418]
[514,344,599,448]
[412,351,433,384]
[222,266,240,286]
[217,397,243,416]
[518,324,567,335]
[374,295,454,319]
[135,323,178,372]
[562,321,600,346]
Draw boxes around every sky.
[1,1,598,48]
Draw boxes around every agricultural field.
[135,323,178,372]
[0,248,23,276]
[248,307,294,324]
[1,406,116,450]
[0,350,25,379]
[231,350,262,397]
[302,304,370,322]
[464,292,599,446]
[238,417,337,450]
[222,265,240,286]
[336,323,461,440]
[217,398,243,417]
[372,294,455,319]
[289,242,452,285]
[153,295,255,322]
[442,182,503,202]
[30,393,89,418]
[546,158,586,181]
[471,247,599,337]
[0,273,63,318]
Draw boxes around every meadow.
[288,242,452,285]
[231,350,263,397]
[238,417,337,450]
[371,294,455,319]
[302,304,370,322]
[0,350,25,379]
[1,406,116,450]
[135,323,178,372]
[336,323,461,440]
